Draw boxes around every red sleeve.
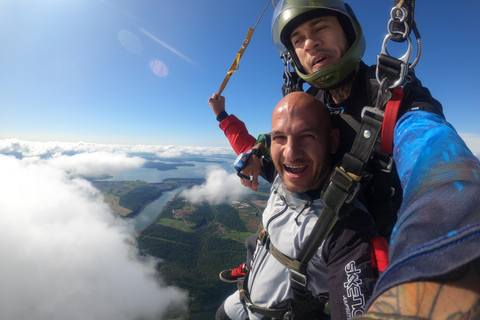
[219,114,256,155]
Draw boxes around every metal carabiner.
[376,34,412,89]
[388,6,410,41]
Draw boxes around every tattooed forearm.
[353,298,480,320]
[353,259,480,320]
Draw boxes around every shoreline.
[134,185,187,237]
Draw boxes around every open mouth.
[284,164,308,175]
[312,56,326,67]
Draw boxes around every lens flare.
[150,60,169,77]
[118,30,143,54]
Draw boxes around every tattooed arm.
[353,258,480,319]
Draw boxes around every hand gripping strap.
[381,88,404,154]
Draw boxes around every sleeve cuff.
[216,110,229,122]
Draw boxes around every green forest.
[136,187,269,317]
[93,180,181,217]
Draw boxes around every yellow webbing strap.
[217,28,254,95]
[217,0,272,95]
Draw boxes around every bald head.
[272,92,333,134]
[270,92,338,193]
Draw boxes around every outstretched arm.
[208,93,256,155]
[357,111,480,319]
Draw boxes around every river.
[133,184,188,231]
[104,158,233,231]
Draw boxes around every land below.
[93,179,270,319]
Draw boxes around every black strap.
[289,97,385,303]
[296,108,383,260]
[392,0,416,42]
[344,110,384,175]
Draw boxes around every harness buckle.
[283,310,294,320]
[259,230,269,247]
[289,269,308,295]
[345,182,361,204]
[376,34,412,89]
[362,106,384,119]
[380,156,394,173]
[245,302,255,313]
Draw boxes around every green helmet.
[272,0,366,90]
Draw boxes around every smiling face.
[290,15,350,75]
[271,92,339,194]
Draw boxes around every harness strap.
[268,238,304,272]
[238,233,330,319]
[381,88,403,154]
[392,0,416,42]
[237,277,289,319]
[345,110,384,175]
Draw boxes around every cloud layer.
[0,138,234,159]
[43,151,146,178]
[0,154,188,320]
[181,166,252,205]
[459,133,480,159]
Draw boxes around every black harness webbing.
[238,280,290,319]
[238,232,330,320]
[392,0,416,42]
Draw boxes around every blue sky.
[1,0,479,153]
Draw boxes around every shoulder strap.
[295,94,391,274]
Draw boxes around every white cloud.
[459,133,480,159]
[459,134,480,161]
[0,138,234,159]
[181,166,252,205]
[44,152,145,178]
[0,155,188,320]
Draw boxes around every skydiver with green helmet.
[272,0,365,92]
[209,0,480,319]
